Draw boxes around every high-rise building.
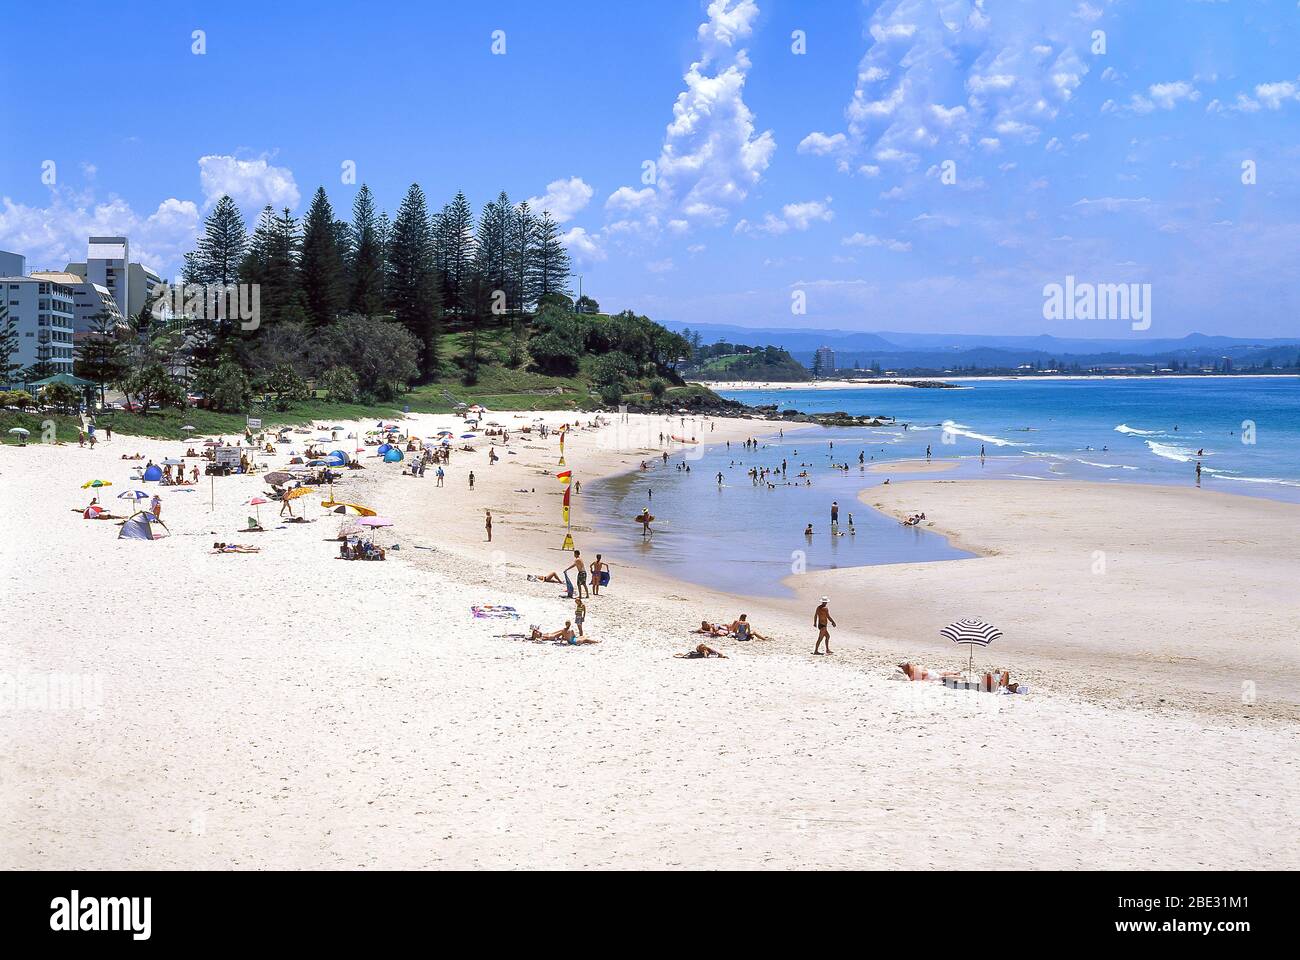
[814,345,836,377]
[1,275,77,377]
[64,236,165,320]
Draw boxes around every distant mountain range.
[663,322,1300,372]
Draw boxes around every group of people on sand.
[694,613,769,642]
[901,512,926,526]
[338,540,385,561]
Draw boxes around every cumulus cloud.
[819,0,1098,178]
[798,132,848,155]
[735,198,833,236]
[604,0,774,232]
[0,188,199,278]
[1127,80,1200,114]
[526,176,594,223]
[198,155,299,212]
[561,226,605,264]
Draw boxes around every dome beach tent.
[118,511,169,541]
[142,464,163,482]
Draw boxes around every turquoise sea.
[583,378,1299,598]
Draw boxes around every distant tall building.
[64,236,165,320]
[0,250,27,278]
[814,345,836,377]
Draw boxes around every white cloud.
[736,197,833,236]
[197,155,299,212]
[1125,80,1200,114]
[607,0,774,233]
[605,186,656,213]
[562,226,606,264]
[798,131,847,155]
[646,258,675,273]
[1254,80,1300,110]
[0,188,198,278]
[841,231,911,252]
[526,176,594,223]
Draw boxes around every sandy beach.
[3,412,1297,870]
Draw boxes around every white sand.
[2,414,1297,869]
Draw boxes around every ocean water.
[718,377,1300,499]
[582,378,1299,599]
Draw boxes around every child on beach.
[574,597,586,636]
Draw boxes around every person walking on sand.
[150,494,162,521]
[436,465,444,487]
[485,509,493,542]
[813,597,837,655]
[468,471,475,490]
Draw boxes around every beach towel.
[599,571,611,586]
[472,605,520,620]
[563,571,574,598]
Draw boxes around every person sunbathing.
[212,542,260,554]
[529,621,598,645]
[675,643,727,659]
[527,571,563,583]
[693,620,729,637]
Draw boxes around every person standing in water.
[830,501,839,527]
[813,597,837,655]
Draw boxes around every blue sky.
[2,0,1298,337]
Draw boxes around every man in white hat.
[813,596,837,655]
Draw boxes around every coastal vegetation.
[2,185,736,441]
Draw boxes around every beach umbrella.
[285,486,318,501]
[181,425,195,432]
[263,471,293,486]
[8,427,30,436]
[117,489,149,501]
[940,619,1003,676]
[460,433,477,440]
[81,479,113,489]
[162,458,184,465]
[246,496,269,523]
[357,516,394,528]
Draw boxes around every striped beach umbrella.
[940,619,1003,675]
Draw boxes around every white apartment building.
[29,270,125,336]
[1,276,77,376]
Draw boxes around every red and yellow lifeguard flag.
[557,470,572,485]
[562,486,571,526]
